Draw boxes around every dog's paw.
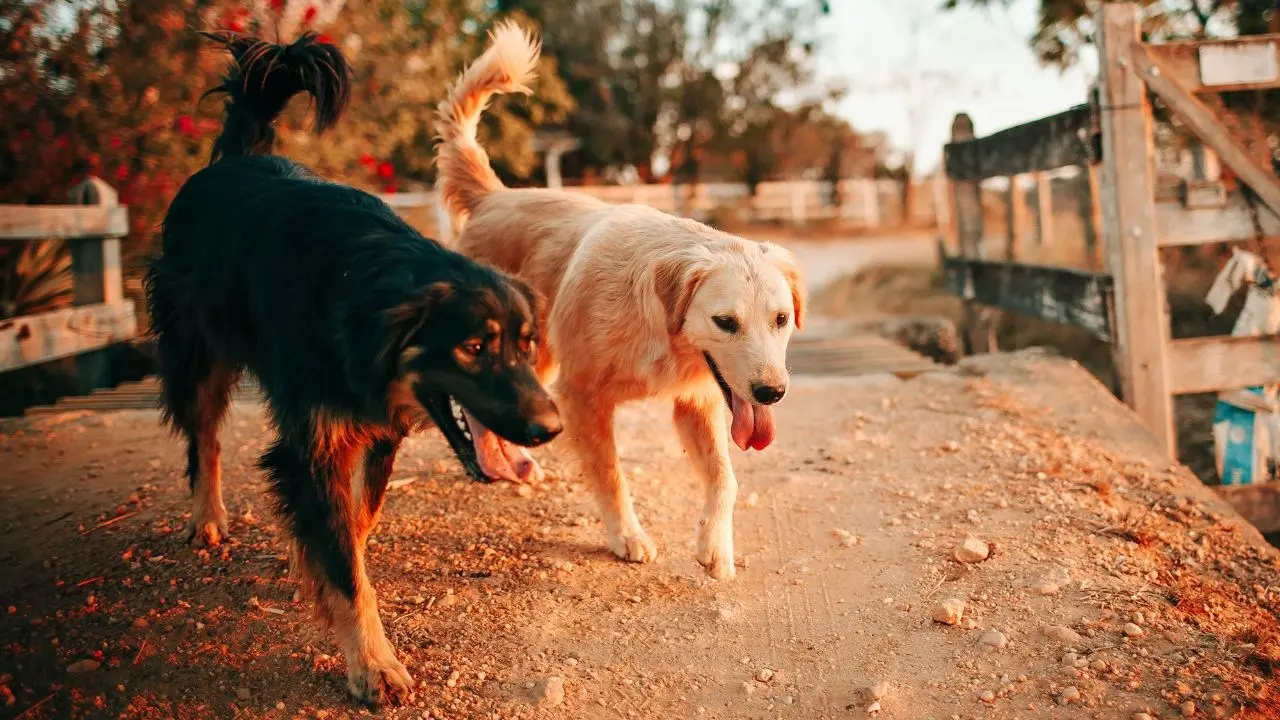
[188,506,229,547]
[696,525,736,581]
[607,525,658,564]
[347,654,415,707]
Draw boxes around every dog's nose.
[751,383,787,405]
[525,413,563,445]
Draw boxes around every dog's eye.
[460,340,483,357]
[712,315,739,334]
[775,313,789,328]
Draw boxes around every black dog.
[144,31,560,705]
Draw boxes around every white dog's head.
[657,241,806,451]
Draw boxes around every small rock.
[67,659,100,674]
[953,536,990,563]
[741,681,755,695]
[533,676,565,707]
[832,529,859,547]
[1123,623,1145,638]
[236,688,251,701]
[979,690,995,703]
[1042,625,1082,644]
[979,629,1007,649]
[755,668,774,683]
[932,598,965,625]
[866,701,882,714]
[1134,714,1154,720]
[1061,652,1079,666]
[1181,700,1197,716]
[1132,611,1145,625]
[131,617,149,630]
[1059,686,1081,705]
[868,680,890,700]
[743,492,760,508]
[276,702,285,710]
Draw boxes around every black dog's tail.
[201,31,352,163]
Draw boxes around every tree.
[941,1,1270,69]
[495,0,835,185]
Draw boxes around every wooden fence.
[942,1,1280,459]
[0,177,136,391]
[380,177,946,241]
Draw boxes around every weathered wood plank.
[1168,335,1280,395]
[1156,192,1280,247]
[944,104,1100,181]
[0,205,129,241]
[1098,6,1176,456]
[1145,35,1280,93]
[939,256,1115,341]
[0,302,138,372]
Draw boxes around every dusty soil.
[1,351,1279,720]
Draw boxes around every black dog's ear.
[379,281,455,368]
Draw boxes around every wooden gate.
[944,2,1280,459]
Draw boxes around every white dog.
[434,23,806,580]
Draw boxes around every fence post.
[932,173,951,232]
[1097,3,1176,456]
[1006,174,1029,260]
[1035,173,1054,248]
[863,180,881,229]
[67,176,124,393]
[950,113,995,353]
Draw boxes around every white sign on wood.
[1198,42,1279,87]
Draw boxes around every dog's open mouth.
[422,393,493,483]
[704,352,776,452]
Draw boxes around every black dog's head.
[382,273,560,452]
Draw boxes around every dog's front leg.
[673,393,737,581]
[563,395,658,563]
[263,434,414,706]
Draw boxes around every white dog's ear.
[654,260,709,335]
[762,243,806,331]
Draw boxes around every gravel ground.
[1,350,1278,720]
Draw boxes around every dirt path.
[2,351,1278,720]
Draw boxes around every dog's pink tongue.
[730,394,777,451]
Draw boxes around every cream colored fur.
[435,22,807,580]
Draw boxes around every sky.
[817,0,1097,174]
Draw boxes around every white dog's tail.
[435,21,539,229]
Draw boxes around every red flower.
[269,0,284,9]
[175,115,196,135]
[382,183,397,194]
[115,164,130,182]
[302,6,317,24]
[54,135,69,151]
[359,153,376,168]
[315,33,333,44]
[376,161,394,180]
[108,136,122,149]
